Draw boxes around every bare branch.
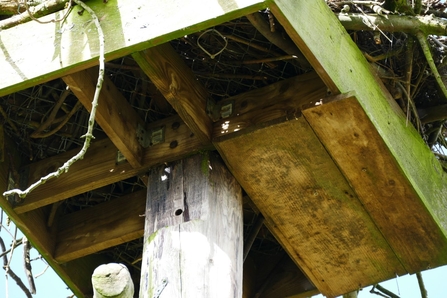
[338,13,447,36]
[0,0,70,30]
[416,272,428,298]
[2,0,105,200]
[22,236,35,294]
[416,31,447,102]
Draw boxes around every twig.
[0,106,20,136]
[5,267,32,298]
[31,89,71,138]
[22,236,35,294]
[246,12,311,68]
[31,101,83,139]
[370,284,400,298]
[0,0,70,30]
[23,0,72,24]
[3,0,105,200]
[416,31,447,101]
[0,238,23,259]
[416,272,428,298]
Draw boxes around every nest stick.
[416,31,447,102]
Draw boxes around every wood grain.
[63,67,145,168]
[212,72,327,140]
[270,0,447,270]
[14,115,208,213]
[140,154,243,298]
[55,190,146,262]
[303,95,447,273]
[215,119,405,297]
[133,44,213,144]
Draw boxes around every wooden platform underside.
[216,94,447,297]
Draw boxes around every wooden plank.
[215,119,405,297]
[133,44,212,144]
[63,67,145,168]
[140,154,243,297]
[211,72,327,141]
[13,115,208,213]
[270,0,447,271]
[0,0,268,97]
[54,189,146,262]
[303,94,447,273]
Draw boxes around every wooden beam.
[63,67,145,168]
[215,117,405,297]
[303,93,447,273]
[140,153,243,297]
[211,72,327,141]
[0,0,268,97]
[54,189,146,262]
[13,115,209,213]
[133,44,212,144]
[270,0,447,269]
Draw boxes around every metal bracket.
[208,99,234,121]
[137,124,165,148]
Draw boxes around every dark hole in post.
[175,209,183,216]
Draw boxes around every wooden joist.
[0,0,268,97]
[63,67,146,168]
[55,189,146,262]
[14,115,208,214]
[212,71,327,141]
[133,44,212,144]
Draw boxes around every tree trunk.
[140,153,243,298]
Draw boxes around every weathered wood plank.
[14,115,208,213]
[303,94,447,273]
[212,72,327,141]
[133,44,212,144]
[63,67,145,168]
[140,154,243,297]
[55,189,146,262]
[215,119,405,297]
[270,0,447,272]
[0,0,268,97]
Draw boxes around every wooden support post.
[92,263,134,298]
[140,153,243,298]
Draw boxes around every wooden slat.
[55,189,146,262]
[303,94,447,272]
[14,115,209,213]
[212,72,327,141]
[133,44,212,144]
[270,0,447,271]
[63,68,145,168]
[0,0,268,97]
[215,118,405,297]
